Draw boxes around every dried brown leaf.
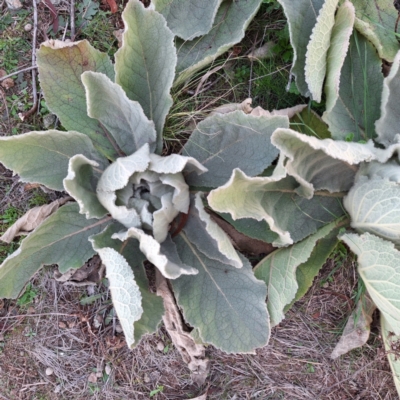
[156,271,209,385]
[0,197,71,243]
[331,294,376,359]
[251,104,307,118]
[53,255,104,285]
[210,98,253,115]
[248,41,275,60]
[1,78,14,90]
[191,394,207,400]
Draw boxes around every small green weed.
[29,190,49,207]
[149,385,164,397]
[80,9,118,56]
[16,283,38,307]
[1,206,21,226]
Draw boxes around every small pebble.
[105,364,112,375]
[322,282,329,288]
[115,323,123,333]
[45,367,53,376]
[20,351,24,357]
[144,373,150,383]
[24,23,32,32]
[27,306,35,314]
[96,371,102,378]
[156,341,164,352]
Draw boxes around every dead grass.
[0,253,398,400]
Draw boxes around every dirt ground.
[1,0,400,399]
[0,248,397,399]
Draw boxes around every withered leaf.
[331,294,376,359]
[1,197,71,243]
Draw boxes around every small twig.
[19,0,39,121]
[70,0,75,39]
[0,65,37,82]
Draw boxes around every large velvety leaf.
[113,228,197,279]
[0,130,105,191]
[175,0,262,86]
[344,174,400,246]
[352,0,400,62]
[115,0,176,153]
[375,50,400,147]
[305,0,339,102]
[82,71,157,155]
[254,220,340,326]
[0,203,111,299]
[286,228,340,311]
[331,294,376,359]
[183,111,286,188]
[277,0,324,96]
[322,32,383,141]
[183,194,242,268]
[381,316,400,397]
[171,232,269,353]
[90,224,163,344]
[271,129,379,197]
[208,168,346,247]
[37,40,117,160]
[96,247,143,348]
[153,0,221,40]
[324,0,355,114]
[341,233,400,335]
[64,155,107,219]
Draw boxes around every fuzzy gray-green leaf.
[305,0,339,102]
[64,155,107,219]
[91,224,164,344]
[82,71,157,155]
[183,111,286,188]
[0,130,105,191]
[153,0,221,40]
[344,174,400,246]
[324,0,355,114]
[322,32,383,141]
[352,0,400,62]
[375,50,400,147]
[171,232,269,353]
[0,203,111,299]
[37,40,117,159]
[254,220,339,326]
[277,0,324,96]
[183,194,242,268]
[208,168,346,247]
[175,0,262,86]
[342,233,400,335]
[115,0,176,153]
